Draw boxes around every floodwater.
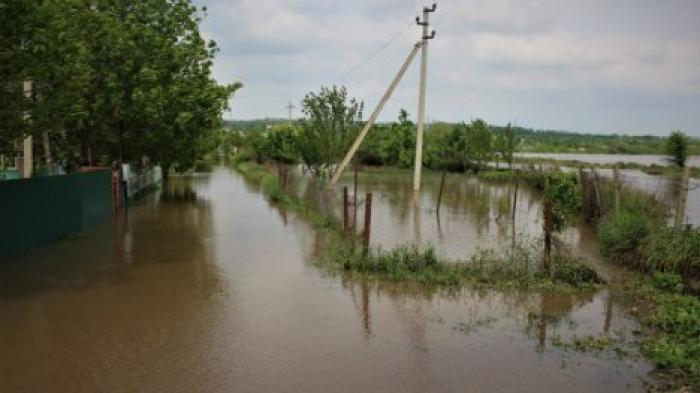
[517,153,700,168]
[0,167,655,392]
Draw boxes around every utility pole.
[413,3,436,191]
[330,42,423,186]
[286,100,295,126]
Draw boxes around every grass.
[598,210,700,277]
[234,160,600,291]
[621,273,700,389]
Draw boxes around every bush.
[642,227,700,275]
[597,210,651,263]
[651,272,686,294]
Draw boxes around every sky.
[195,0,700,136]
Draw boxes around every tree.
[666,130,688,167]
[297,86,363,179]
[495,123,518,169]
[0,0,239,175]
[383,109,415,168]
[264,125,298,164]
[465,119,493,168]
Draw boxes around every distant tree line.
[1,0,240,176]
[231,85,520,178]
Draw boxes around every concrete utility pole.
[330,42,423,186]
[413,3,436,191]
[286,101,295,125]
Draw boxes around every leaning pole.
[330,42,423,186]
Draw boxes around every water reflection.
[0,167,655,392]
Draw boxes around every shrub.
[597,210,651,263]
[642,227,700,275]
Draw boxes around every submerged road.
[0,167,652,392]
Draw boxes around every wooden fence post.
[511,177,518,252]
[436,170,446,216]
[343,186,349,233]
[363,192,373,246]
[612,165,621,212]
[675,166,690,228]
[543,200,553,273]
[353,165,358,229]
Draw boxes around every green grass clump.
[642,227,700,276]
[598,210,651,262]
[332,244,600,290]
[477,170,516,182]
[642,292,700,387]
[598,209,700,276]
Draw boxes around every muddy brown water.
[0,167,655,392]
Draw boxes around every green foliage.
[0,0,239,174]
[650,272,685,294]
[642,292,700,386]
[297,85,363,178]
[494,123,518,168]
[642,227,700,275]
[358,109,415,167]
[543,171,581,231]
[263,125,298,164]
[598,210,651,260]
[666,130,689,167]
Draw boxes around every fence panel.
[0,170,112,257]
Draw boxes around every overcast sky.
[195,0,700,136]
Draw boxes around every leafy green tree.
[495,123,518,168]
[383,109,415,168]
[1,0,239,175]
[465,119,493,168]
[543,171,581,231]
[264,125,298,164]
[297,86,363,178]
[666,130,688,167]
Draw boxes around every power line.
[337,27,411,83]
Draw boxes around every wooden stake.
[675,166,690,228]
[612,165,621,212]
[543,200,553,272]
[436,170,446,216]
[343,186,349,233]
[363,192,373,246]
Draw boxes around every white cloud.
[196,0,700,135]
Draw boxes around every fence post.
[675,166,690,228]
[613,165,621,212]
[543,200,553,273]
[511,177,518,253]
[363,192,373,246]
[343,186,349,233]
[436,170,446,216]
[353,165,358,229]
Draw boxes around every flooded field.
[517,153,700,168]
[0,167,656,392]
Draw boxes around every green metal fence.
[0,170,113,257]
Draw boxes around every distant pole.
[413,3,437,191]
[286,101,295,126]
